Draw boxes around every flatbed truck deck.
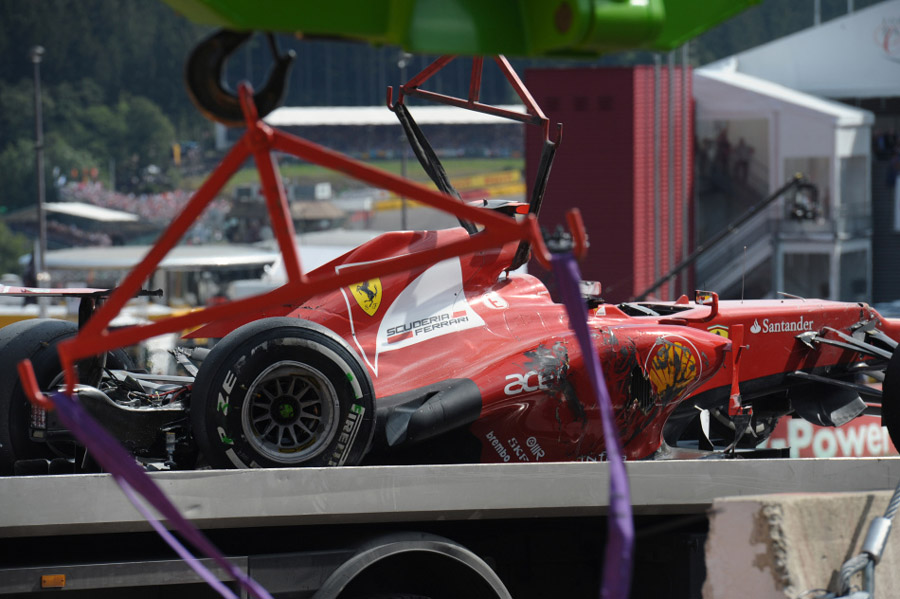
[2,458,899,598]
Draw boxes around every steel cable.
[836,475,900,596]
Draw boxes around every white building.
[693,0,900,302]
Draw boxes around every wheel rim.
[241,360,340,464]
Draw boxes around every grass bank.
[184,157,524,195]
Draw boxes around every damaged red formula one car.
[3,224,900,474]
[187,230,900,467]
[4,50,900,474]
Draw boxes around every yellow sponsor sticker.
[648,340,698,400]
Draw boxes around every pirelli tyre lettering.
[191,318,375,469]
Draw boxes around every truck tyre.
[191,317,375,469]
[318,532,511,599]
[0,319,133,475]
[882,348,900,450]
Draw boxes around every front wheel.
[882,349,900,450]
[191,317,376,469]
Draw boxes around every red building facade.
[525,66,693,302]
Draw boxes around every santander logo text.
[750,316,814,334]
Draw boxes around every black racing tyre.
[0,319,135,475]
[0,319,76,474]
[882,349,900,449]
[190,317,376,469]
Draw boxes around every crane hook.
[185,29,295,127]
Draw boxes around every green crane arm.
[161,0,759,56]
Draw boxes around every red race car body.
[6,223,900,473]
[294,229,731,463]
[185,224,900,468]
[185,227,731,466]
[619,295,900,454]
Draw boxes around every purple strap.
[49,391,274,599]
[551,253,634,599]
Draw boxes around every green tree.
[46,132,100,188]
[111,94,177,192]
[120,95,177,167]
[0,134,95,215]
[0,221,30,275]
[0,139,39,215]
[0,79,34,150]
[0,0,208,131]
[0,76,178,208]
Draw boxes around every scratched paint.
[595,328,640,400]
[524,341,587,425]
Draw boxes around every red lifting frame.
[387,55,560,143]
[20,55,585,405]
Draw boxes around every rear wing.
[0,285,111,297]
[0,286,162,328]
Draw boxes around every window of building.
[840,156,869,236]
[839,249,869,302]
[783,252,830,299]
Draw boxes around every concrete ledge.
[705,491,900,598]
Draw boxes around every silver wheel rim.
[241,360,340,464]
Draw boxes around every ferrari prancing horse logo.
[707,325,729,339]
[351,278,382,316]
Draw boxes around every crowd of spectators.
[47,221,113,246]
[60,181,231,244]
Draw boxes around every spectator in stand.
[874,129,897,160]
[732,138,753,185]
[888,149,900,189]
[60,180,231,239]
[714,127,731,175]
